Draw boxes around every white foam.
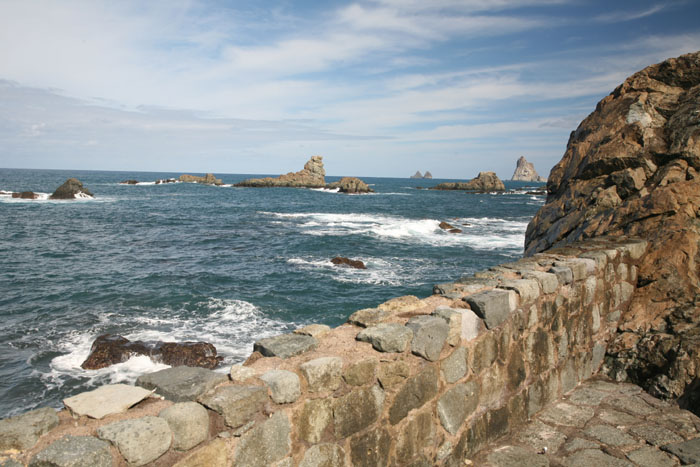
[310,187,340,193]
[287,256,405,286]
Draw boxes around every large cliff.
[525,51,700,407]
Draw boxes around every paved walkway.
[471,377,700,466]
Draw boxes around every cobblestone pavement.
[471,377,700,466]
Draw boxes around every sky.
[1,0,699,179]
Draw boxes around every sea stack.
[235,156,326,188]
[49,178,94,199]
[525,50,700,406]
[511,156,545,182]
[431,171,505,192]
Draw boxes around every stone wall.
[0,237,647,466]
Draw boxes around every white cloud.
[594,4,666,23]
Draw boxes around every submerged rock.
[81,334,222,370]
[236,156,326,188]
[120,179,139,185]
[431,172,505,192]
[49,178,94,199]
[331,256,367,269]
[12,191,39,199]
[511,156,546,182]
[327,176,374,193]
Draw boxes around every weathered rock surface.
[233,411,290,466]
[198,385,267,428]
[236,156,326,188]
[49,178,94,199]
[29,436,112,467]
[431,171,506,192]
[178,173,222,185]
[330,256,366,269]
[261,369,301,403]
[63,383,153,419]
[253,333,318,359]
[158,402,209,451]
[523,50,700,412]
[511,156,546,182]
[136,366,228,402]
[81,334,222,370]
[327,177,374,193]
[356,323,413,353]
[97,416,172,466]
[0,407,59,450]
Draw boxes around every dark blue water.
[0,168,544,417]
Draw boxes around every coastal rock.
[80,334,222,370]
[136,366,228,402]
[253,333,318,359]
[511,156,546,182]
[331,256,367,269]
[97,416,172,465]
[523,51,700,412]
[0,407,59,450]
[424,171,433,179]
[63,383,153,419]
[439,221,463,234]
[49,178,94,199]
[179,173,222,185]
[197,385,267,429]
[11,191,39,199]
[29,436,112,467]
[327,176,374,193]
[432,172,506,192]
[158,402,209,451]
[235,156,326,188]
[120,179,139,185]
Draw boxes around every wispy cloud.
[594,4,666,23]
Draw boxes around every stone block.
[591,342,606,371]
[580,250,608,270]
[630,425,683,446]
[347,308,389,327]
[29,436,112,467]
[584,276,597,306]
[198,385,267,428]
[565,449,633,467]
[356,323,413,353]
[349,428,391,467]
[253,333,318,359]
[498,279,540,303]
[554,259,588,281]
[343,358,377,386]
[515,419,566,454]
[432,307,462,346]
[560,358,578,394]
[539,402,594,428]
[486,446,549,467]
[662,437,700,464]
[522,271,558,294]
[97,416,172,466]
[526,329,554,376]
[389,366,438,425]
[299,443,346,467]
[234,411,290,466]
[465,289,512,329]
[471,332,498,374]
[441,346,468,383]
[460,308,484,341]
[300,357,342,393]
[159,402,209,451]
[136,366,228,402]
[333,385,384,438]
[260,370,301,403]
[618,240,648,260]
[584,425,637,446]
[377,360,410,389]
[626,447,677,467]
[293,324,330,338]
[230,364,257,383]
[296,398,332,444]
[406,315,449,361]
[549,266,573,285]
[0,407,59,451]
[395,410,434,464]
[437,381,478,435]
[63,384,153,420]
[507,344,526,391]
[173,438,229,467]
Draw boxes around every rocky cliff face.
[236,156,326,188]
[511,156,545,182]
[524,51,700,408]
[432,171,505,192]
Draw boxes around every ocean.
[0,168,545,418]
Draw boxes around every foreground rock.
[30,435,112,467]
[524,51,700,412]
[236,156,326,188]
[0,407,59,450]
[81,334,222,370]
[511,156,546,182]
[331,256,367,269]
[97,416,172,465]
[431,171,505,192]
[136,366,228,402]
[327,176,374,193]
[63,384,153,419]
[49,178,94,199]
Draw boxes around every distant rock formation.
[431,172,505,192]
[424,171,433,179]
[12,191,39,199]
[179,173,222,185]
[331,257,367,269]
[410,171,433,179]
[236,156,326,188]
[327,177,374,193]
[511,156,546,182]
[438,221,462,234]
[81,334,222,370]
[524,51,700,410]
[49,178,94,199]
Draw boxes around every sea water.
[0,168,545,417]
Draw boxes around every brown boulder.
[331,256,367,269]
[12,191,39,199]
[327,177,374,193]
[81,334,222,370]
[438,221,462,234]
[524,50,700,410]
[432,172,505,192]
[236,156,326,188]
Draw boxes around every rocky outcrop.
[511,156,546,182]
[49,178,94,199]
[432,171,505,192]
[81,334,222,370]
[327,177,374,193]
[424,171,433,179]
[236,156,326,188]
[179,173,222,185]
[524,51,700,409]
[120,180,139,185]
[331,256,367,269]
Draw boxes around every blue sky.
[1,0,699,178]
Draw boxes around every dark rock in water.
[525,190,546,196]
[49,178,94,199]
[12,191,39,199]
[327,177,374,193]
[431,172,505,192]
[236,156,326,188]
[81,334,222,370]
[331,256,367,269]
[156,178,177,184]
[179,173,222,185]
[120,180,139,185]
[438,221,462,234]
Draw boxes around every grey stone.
[522,270,559,294]
[584,276,597,305]
[560,358,578,394]
[662,437,700,464]
[377,360,410,389]
[234,411,290,467]
[441,346,468,383]
[230,364,257,382]
[627,446,677,467]
[499,279,540,303]
[29,436,112,467]
[549,266,573,285]
[460,308,484,341]
[437,381,478,434]
[293,324,330,338]
[630,425,684,446]
[356,323,413,353]
[432,307,463,346]
[598,408,642,426]
[609,395,656,416]
[253,333,318,359]
[486,446,549,467]
[406,315,449,361]
[343,359,376,386]
[347,308,389,327]
[0,407,59,450]
[584,425,637,447]
[97,416,172,466]
[260,370,301,403]
[333,385,384,438]
[607,309,621,322]
[136,366,228,402]
[296,399,332,444]
[349,428,391,467]
[565,449,633,467]
[516,420,566,453]
[389,366,438,425]
[158,402,209,451]
[563,437,600,453]
[299,443,346,467]
[63,384,153,420]
[198,385,267,428]
[555,260,588,281]
[538,402,594,428]
[591,342,605,370]
[580,251,608,270]
[300,357,342,393]
[465,289,512,329]
[567,386,609,406]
